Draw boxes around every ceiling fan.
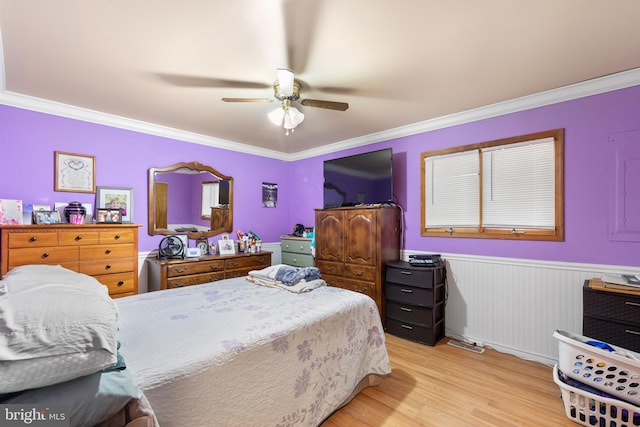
[222,68,349,135]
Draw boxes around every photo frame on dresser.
[96,186,134,223]
[96,208,123,224]
[34,210,61,224]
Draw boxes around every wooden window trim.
[420,129,564,241]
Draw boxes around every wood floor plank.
[322,334,576,426]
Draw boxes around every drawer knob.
[400,288,413,293]
[176,268,187,273]
[114,234,121,240]
[75,235,82,241]
[105,264,112,270]
[105,249,112,254]
[29,236,37,242]
[41,252,49,258]
[117,280,124,286]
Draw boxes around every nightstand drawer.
[385,283,444,308]
[281,239,313,255]
[386,300,442,328]
[282,252,315,267]
[225,253,270,270]
[385,265,443,288]
[584,288,640,326]
[167,272,225,289]
[167,259,225,277]
[583,316,640,353]
[385,317,444,346]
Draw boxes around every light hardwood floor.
[322,334,576,426]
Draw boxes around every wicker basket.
[554,330,640,407]
[554,364,640,427]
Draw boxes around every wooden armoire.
[314,205,401,320]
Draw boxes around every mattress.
[115,276,391,426]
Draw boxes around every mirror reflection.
[148,162,233,239]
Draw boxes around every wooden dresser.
[147,251,272,291]
[0,224,140,298]
[314,206,401,321]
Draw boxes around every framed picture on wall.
[54,151,96,193]
[96,186,134,223]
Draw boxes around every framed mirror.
[148,161,233,239]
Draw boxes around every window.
[421,129,564,241]
[201,181,220,218]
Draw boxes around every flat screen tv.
[323,148,393,208]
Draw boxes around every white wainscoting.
[403,251,640,366]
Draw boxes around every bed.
[1,264,391,426]
[116,272,392,426]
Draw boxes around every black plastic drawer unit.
[384,260,446,346]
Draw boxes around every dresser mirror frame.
[148,161,234,239]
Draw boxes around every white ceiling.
[1,1,639,158]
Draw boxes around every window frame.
[420,128,564,241]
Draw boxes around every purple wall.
[0,105,290,251]
[289,85,640,268]
[1,84,639,267]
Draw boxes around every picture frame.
[34,210,61,225]
[262,182,278,208]
[96,186,134,223]
[96,208,123,224]
[0,199,23,225]
[218,237,236,255]
[55,151,96,193]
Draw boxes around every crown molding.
[1,67,638,161]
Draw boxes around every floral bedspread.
[115,276,391,426]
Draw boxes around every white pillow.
[0,265,118,392]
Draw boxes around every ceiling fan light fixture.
[268,107,285,126]
[269,102,304,135]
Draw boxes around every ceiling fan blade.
[277,68,295,97]
[156,73,271,89]
[300,99,349,111]
[221,98,273,103]
[282,0,320,74]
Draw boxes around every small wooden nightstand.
[280,236,314,267]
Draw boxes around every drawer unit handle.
[400,288,413,293]
[401,271,413,275]
[42,252,49,258]
[229,261,240,267]
[105,249,112,254]
[176,283,185,287]
[114,234,121,240]
[258,258,266,264]
[29,236,37,242]
[284,244,290,249]
[117,281,124,286]
[625,301,640,307]
[401,324,414,330]
[75,235,82,241]
[400,307,413,312]
[625,329,640,336]
[105,264,112,270]
[299,246,304,251]
[175,268,187,273]
[355,270,364,276]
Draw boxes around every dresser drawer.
[167,272,225,289]
[324,275,375,298]
[584,288,640,326]
[8,232,58,248]
[99,229,136,244]
[94,272,136,295]
[316,260,343,276]
[281,239,313,255]
[59,231,100,246]
[344,264,376,282]
[385,317,444,346]
[8,246,78,266]
[80,244,134,260]
[386,300,442,328]
[583,316,640,353]
[385,265,443,288]
[225,253,270,270]
[167,259,225,277]
[281,252,315,267]
[79,258,134,276]
[385,283,444,308]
